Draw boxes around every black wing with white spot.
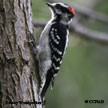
[49,23,68,75]
[41,23,69,103]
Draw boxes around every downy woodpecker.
[37,2,75,104]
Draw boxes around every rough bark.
[0,0,41,108]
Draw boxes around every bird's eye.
[55,4,61,9]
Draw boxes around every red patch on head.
[68,6,75,15]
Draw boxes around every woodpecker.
[37,2,75,104]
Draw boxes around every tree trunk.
[0,0,41,108]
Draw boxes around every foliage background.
[32,0,108,108]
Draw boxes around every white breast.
[38,21,51,58]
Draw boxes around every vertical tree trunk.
[0,0,41,108]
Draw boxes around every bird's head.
[46,2,75,25]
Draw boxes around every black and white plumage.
[49,23,68,75]
[37,2,75,105]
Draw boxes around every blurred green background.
[32,0,108,108]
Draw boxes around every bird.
[36,2,75,105]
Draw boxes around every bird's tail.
[41,69,53,105]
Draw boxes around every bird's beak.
[46,2,54,9]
